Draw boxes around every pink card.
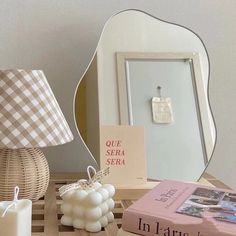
[100,125,147,185]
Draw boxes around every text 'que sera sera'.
[105,140,125,165]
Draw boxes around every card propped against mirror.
[100,125,147,185]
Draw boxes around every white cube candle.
[59,166,115,233]
[0,199,32,236]
[60,183,115,232]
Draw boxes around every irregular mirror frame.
[74,10,216,182]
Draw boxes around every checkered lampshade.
[0,69,74,148]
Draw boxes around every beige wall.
[0,1,236,188]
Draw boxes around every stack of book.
[119,180,236,236]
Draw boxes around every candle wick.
[1,186,20,218]
[13,186,20,202]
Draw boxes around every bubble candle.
[59,166,115,232]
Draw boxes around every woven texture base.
[0,148,50,201]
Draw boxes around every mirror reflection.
[74,10,216,182]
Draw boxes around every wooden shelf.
[31,173,230,236]
[32,178,151,236]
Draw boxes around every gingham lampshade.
[0,69,74,148]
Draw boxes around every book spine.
[122,210,222,236]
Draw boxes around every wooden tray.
[31,173,230,236]
[32,179,152,236]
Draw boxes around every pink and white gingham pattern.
[0,69,73,148]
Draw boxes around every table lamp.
[0,69,74,201]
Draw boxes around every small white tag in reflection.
[151,97,174,124]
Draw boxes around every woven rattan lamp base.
[0,148,50,201]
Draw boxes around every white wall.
[126,60,207,181]
[0,0,236,188]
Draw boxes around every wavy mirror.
[74,10,216,182]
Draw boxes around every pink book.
[122,180,236,236]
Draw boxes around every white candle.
[61,183,115,232]
[0,187,32,236]
[59,166,115,233]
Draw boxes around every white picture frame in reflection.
[116,52,214,181]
